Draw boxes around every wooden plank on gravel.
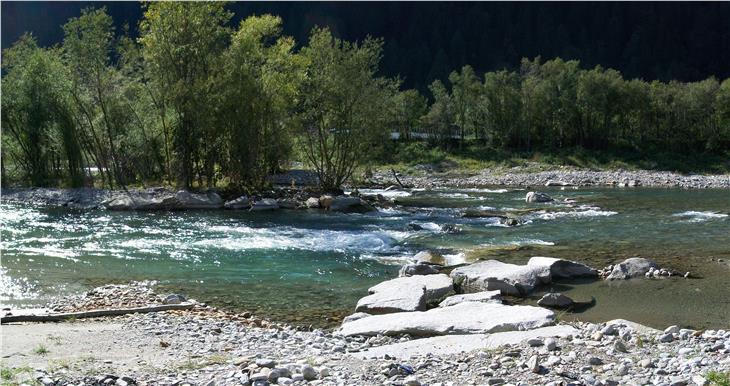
[1,303,196,323]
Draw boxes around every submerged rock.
[537,292,575,309]
[339,301,555,337]
[355,274,454,314]
[606,257,659,280]
[440,224,462,234]
[501,218,521,227]
[438,290,502,307]
[413,251,446,266]
[525,191,553,203]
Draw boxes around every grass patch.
[176,353,228,371]
[708,371,730,386]
[33,344,49,355]
[0,365,37,386]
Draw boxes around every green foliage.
[139,1,232,188]
[216,14,305,188]
[708,371,730,386]
[2,6,729,190]
[33,344,49,355]
[422,56,730,157]
[298,27,397,190]
[1,34,83,187]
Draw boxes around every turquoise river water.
[1,187,729,329]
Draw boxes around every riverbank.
[370,164,730,189]
[2,282,729,386]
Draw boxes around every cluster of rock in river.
[4,279,729,386]
[0,187,386,213]
[337,253,684,339]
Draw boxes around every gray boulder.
[250,198,279,211]
[525,191,553,203]
[175,190,223,209]
[450,260,551,296]
[438,290,502,307]
[338,301,555,337]
[399,263,441,277]
[355,274,454,314]
[162,294,186,305]
[327,196,374,213]
[537,292,575,309]
[104,193,177,211]
[224,195,251,209]
[528,256,598,278]
[606,257,659,280]
[305,197,320,208]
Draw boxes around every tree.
[298,27,397,190]
[391,89,428,140]
[1,34,84,186]
[216,14,305,188]
[423,79,455,144]
[139,2,232,188]
[480,70,522,146]
[448,65,480,143]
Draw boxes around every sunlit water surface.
[1,187,729,328]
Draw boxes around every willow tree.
[63,7,126,188]
[298,27,397,191]
[139,2,232,188]
[1,35,84,186]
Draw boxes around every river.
[1,186,728,328]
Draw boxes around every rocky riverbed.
[3,274,729,386]
[371,165,730,189]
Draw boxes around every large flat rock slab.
[355,274,454,314]
[451,260,551,295]
[339,302,555,337]
[438,291,502,307]
[354,325,578,359]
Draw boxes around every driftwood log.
[1,303,196,323]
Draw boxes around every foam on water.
[195,225,406,254]
[531,205,618,220]
[354,188,412,198]
[672,211,729,223]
